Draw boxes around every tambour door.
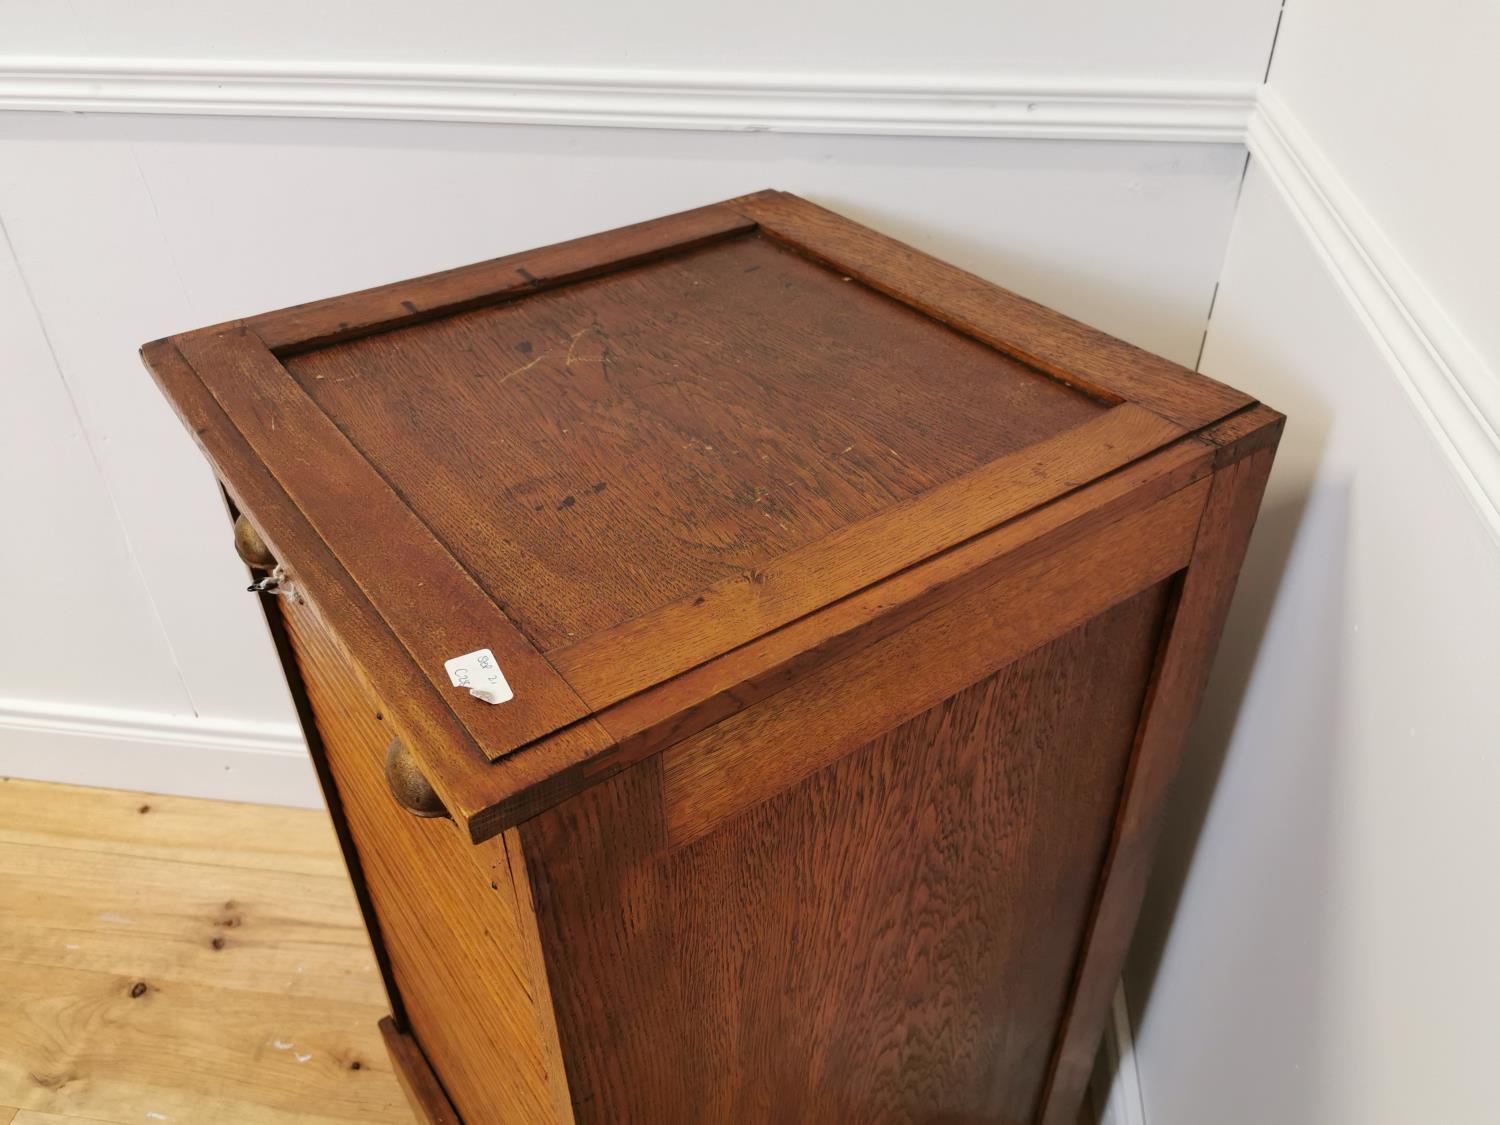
[276,592,569,1124]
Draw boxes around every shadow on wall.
[825,182,1234,369]
[1122,320,1353,1118]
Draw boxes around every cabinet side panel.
[524,581,1172,1123]
[1037,443,1279,1125]
[661,480,1204,849]
[279,594,563,1125]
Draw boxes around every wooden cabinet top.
[142,190,1274,842]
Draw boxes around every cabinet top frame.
[142,189,1274,842]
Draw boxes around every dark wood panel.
[175,326,590,760]
[663,478,1205,849]
[1035,440,1279,1125]
[522,585,1172,1124]
[454,443,1208,842]
[552,404,1181,707]
[731,191,1252,430]
[1201,402,1286,468]
[521,761,679,1122]
[140,338,515,841]
[146,192,1253,788]
[592,438,1215,778]
[142,191,1283,1125]
[287,232,1103,655]
[252,202,757,352]
[379,1017,463,1125]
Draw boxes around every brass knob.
[383,738,447,819]
[233,515,277,570]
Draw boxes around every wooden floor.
[0,777,414,1125]
[0,775,1109,1125]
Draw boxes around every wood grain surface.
[378,1019,461,1125]
[550,403,1180,708]
[0,780,410,1125]
[175,326,591,758]
[140,192,1284,1125]
[590,437,1215,780]
[1036,439,1279,1125]
[279,594,567,1124]
[287,231,1103,656]
[662,479,1205,849]
[141,338,514,841]
[253,202,756,353]
[730,191,1252,430]
[522,586,1171,1123]
[144,192,1267,822]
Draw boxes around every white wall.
[1128,158,1500,1125]
[1124,1,1500,1119]
[0,227,185,713]
[0,105,1253,803]
[2,0,1280,83]
[0,1,1288,804]
[1268,0,1500,375]
[7,3,1498,1118]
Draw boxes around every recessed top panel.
[286,233,1102,652]
[149,190,1251,788]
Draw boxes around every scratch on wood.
[565,323,621,368]
[497,351,551,385]
[565,326,590,367]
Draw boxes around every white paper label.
[443,648,514,706]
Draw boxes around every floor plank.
[0,780,413,1125]
[0,841,381,1005]
[0,778,1110,1122]
[0,778,345,877]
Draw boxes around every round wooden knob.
[233,515,277,570]
[383,738,448,819]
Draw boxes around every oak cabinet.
[142,191,1280,1125]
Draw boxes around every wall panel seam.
[0,208,200,714]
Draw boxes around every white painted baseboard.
[0,58,1255,142]
[1248,92,1500,545]
[0,696,320,807]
